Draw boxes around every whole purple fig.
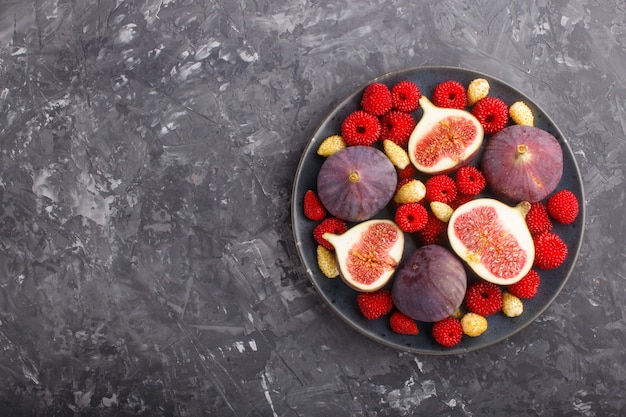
[317,146,397,222]
[481,125,563,203]
[392,245,467,322]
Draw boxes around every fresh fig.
[407,96,484,174]
[391,245,467,322]
[317,146,397,222]
[323,219,404,292]
[481,125,563,203]
[447,198,535,285]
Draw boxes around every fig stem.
[348,171,360,183]
[516,201,531,218]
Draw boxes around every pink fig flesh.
[408,96,484,174]
[323,219,404,292]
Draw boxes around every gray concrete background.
[0,1,623,415]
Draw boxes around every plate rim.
[291,65,585,355]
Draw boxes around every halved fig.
[407,96,484,174]
[317,146,397,222]
[481,125,563,203]
[447,198,535,285]
[323,219,404,292]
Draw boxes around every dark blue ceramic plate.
[291,66,585,355]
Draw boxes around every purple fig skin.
[482,125,563,203]
[391,245,467,323]
[317,146,397,222]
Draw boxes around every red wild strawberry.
[525,202,553,236]
[425,174,457,204]
[417,211,447,245]
[546,189,579,225]
[455,166,486,196]
[449,193,474,210]
[313,217,348,250]
[361,82,393,116]
[357,290,394,320]
[341,110,381,146]
[472,97,509,135]
[380,111,416,147]
[391,80,421,113]
[395,203,428,233]
[432,317,463,347]
[303,190,326,221]
[465,281,503,316]
[389,311,419,335]
[432,80,468,109]
[533,232,568,270]
[397,164,417,181]
[508,269,541,299]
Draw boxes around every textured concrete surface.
[0,0,624,416]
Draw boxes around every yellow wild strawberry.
[430,201,454,223]
[467,78,490,106]
[317,135,346,157]
[509,101,534,126]
[317,245,339,278]
[383,139,410,169]
[461,312,488,337]
[394,179,426,204]
[502,292,524,317]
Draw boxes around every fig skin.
[317,146,397,222]
[391,245,467,322]
[481,125,563,203]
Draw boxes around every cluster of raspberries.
[340,81,422,148]
[342,78,523,150]
[393,167,486,244]
[305,78,580,349]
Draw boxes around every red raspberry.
[361,82,392,116]
[508,269,541,299]
[389,311,419,335]
[380,110,416,147]
[525,202,553,236]
[417,211,447,245]
[472,97,509,135]
[357,290,394,320]
[449,193,474,209]
[425,174,457,204]
[432,80,467,109]
[395,177,414,193]
[432,317,463,347]
[395,203,428,233]
[455,166,486,196]
[303,190,326,221]
[397,164,417,181]
[465,281,503,316]
[313,217,347,250]
[546,189,579,225]
[341,110,381,146]
[391,80,421,113]
[533,232,568,270]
